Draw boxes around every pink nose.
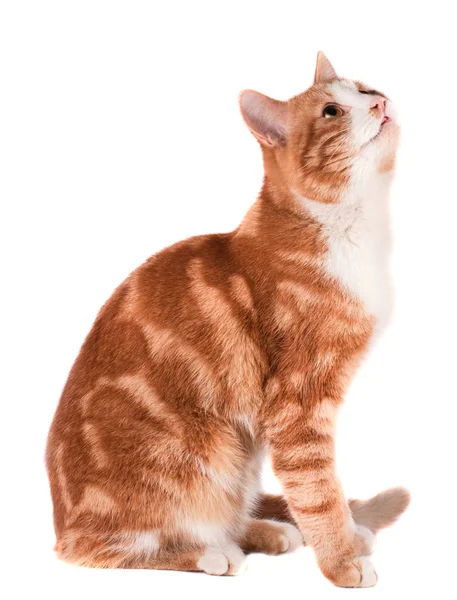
[370,96,386,117]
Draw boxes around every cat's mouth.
[365,116,392,146]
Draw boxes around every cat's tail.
[349,486,411,533]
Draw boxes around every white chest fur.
[298,172,394,333]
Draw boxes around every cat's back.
[47,230,265,453]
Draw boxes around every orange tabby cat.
[46,52,409,587]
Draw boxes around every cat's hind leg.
[251,495,372,555]
[252,493,295,524]
[240,518,303,555]
[56,530,247,575]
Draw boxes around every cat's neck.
[295,170,395,328]
[296,173,394,243]
[236,169,395,328]
[240,166,394,240]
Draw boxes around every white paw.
[197,548,229,575]
[278,522,303,553]
[197,544,247,576]
[355,523,376,554]
[358,556,378,588]
[223,543,248,575]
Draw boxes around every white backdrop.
[1,1,456,598]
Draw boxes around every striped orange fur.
[46,52,409,587]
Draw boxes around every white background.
[1,1,456,598]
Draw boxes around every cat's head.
[239,52,400,205]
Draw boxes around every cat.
[46,52,410,587]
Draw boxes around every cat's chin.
[362,119,395,148]
[379,118,398,135]
[359,120,400,166]
[377,119,401,150]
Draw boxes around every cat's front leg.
[264,395,377,588]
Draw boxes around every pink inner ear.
[314,51,338,83]
[239,90,288,147]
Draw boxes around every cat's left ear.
[239,90,288,147]
[314,51,338,83]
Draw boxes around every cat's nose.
[370,97,386,118]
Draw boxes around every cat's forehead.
[299,79,382,109]
[327,79,384,108]
[329,79,360,105]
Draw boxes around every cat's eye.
[323,104,344,118]
[359,90,371,95]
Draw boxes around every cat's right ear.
[314,51,338,83]
[239,90,288,148]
